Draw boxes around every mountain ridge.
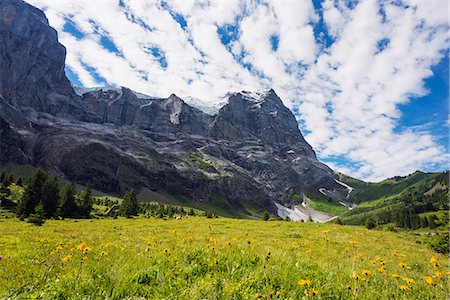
[0,0,346,218]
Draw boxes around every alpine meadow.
[0,0,448,299]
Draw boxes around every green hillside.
[337,171,449,231]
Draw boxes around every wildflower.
[321,230,329,234]
[361,269,371,276]
[352,272,366,281]
[354,253,363,259]
[50,251,56,256]
[61,255,72,263]
[99,251,108,257]
[254,293,262,298]
[423,276,433,285]
[82,256,88,261]
[76,242,91,252]
[311,288,319,296]
[403,277,414,284]
[430,256,439,268]
[377,266,386,272]
[56,246,63,252]
[69,247,76,253]
[398,284,409,291]
[349,240,358,245]
[164,248,170,254]
[298,279,312,286]
[268,291,274,297]
[103,242,113,248]
[391,273,400,279]
[398,262,407,268]
[38,238,47,244]
[399,252,406,257]
[391,251,398,257]
[435,271,442,277]
[276,291,282,298]
[209,237,218,243]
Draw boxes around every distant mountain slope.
[337,171,448,226]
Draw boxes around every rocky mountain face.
[0,0,345,216]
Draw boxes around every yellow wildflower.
[61,255,72,263]
[398,262,407,268]
[398,284,409,291]
[164,248,170,254]
[82,256,88,261]
[352,272,366,281]
[56,246,63,252]
[430,256,439,268]
[103,242,113,248]
[377,266,386,272]
[435,271,442,277]
[276,291,282,298]
[391,251,398,257]
[403,277,414,284]
[423,276,433,285]
[361,269,371,276]
[399,252,406,257]
[321,230,329,234]
[99,251,108,257]
[354,253,363,259]
[298,279,312,286]
[391,273,400,279]
[254,293,262,298]
[311,288,319,296]
[50,251,56,256]
[76,242,91,252]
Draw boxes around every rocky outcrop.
[0,0,345,216]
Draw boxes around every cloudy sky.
[29,0,449,182]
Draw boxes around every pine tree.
[59,182,77,218]
[26,202,45,226]
[119,189,139,217]
[41,177,60,218]
[78,182,93,217]
[17,169,48,218]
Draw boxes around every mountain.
[0,0,348,218]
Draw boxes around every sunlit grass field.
[0,217,448,299]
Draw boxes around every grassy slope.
[337,172,446,224]
[0,217,447,299]
[340,171,441,203]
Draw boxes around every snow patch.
[318,188,328,196]
[74,86,122,96]
[181,95,227,116]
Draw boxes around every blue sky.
[30,0,449,182]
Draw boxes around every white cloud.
[28,0,449,182]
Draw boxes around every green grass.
[0,217,448,299]
[189,152,218,173]
[308,199,349,216]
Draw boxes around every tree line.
[0,169,93,224]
